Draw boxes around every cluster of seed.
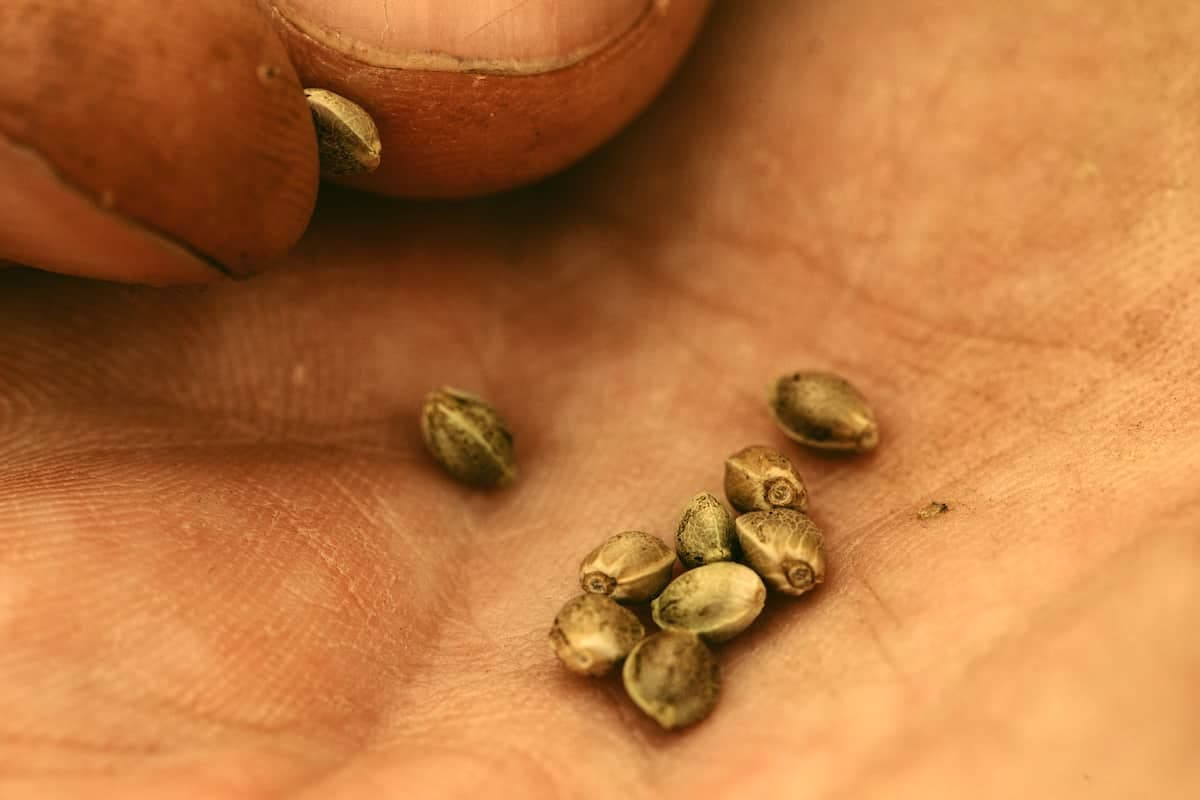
[547,371,878,729]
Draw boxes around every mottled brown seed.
[917,501,950,519]
[724,445,808,513]
[579,531,675,603]
[676,492,738,568]
[549,594,645,677]
[768,371,879,453]
[651,562,766,643]
[734,508,826,596]
[304,88,382,177]
[622,631,720,729]
[420,386,516,488]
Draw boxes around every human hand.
[3,2,1199,798]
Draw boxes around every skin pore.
[2,1,1200,798]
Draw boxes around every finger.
[0,0,319,284]
[266,0,711,197]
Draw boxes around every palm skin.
[2,2,1200,798]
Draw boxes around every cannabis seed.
[304,88,382,177]
[549,594,645,677]
[724,444,808,513]
[676,492,738,568]
[622,630,720,730]
[579,531,675,604]
[768,371,879,453]
[420,386,516,488]
[734,508,826,596]
[651,562,766,643]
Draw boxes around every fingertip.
[0,0,320,284]
[0,135,225,285]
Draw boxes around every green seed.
[724,444,808,514]
[549,594,645,677]
[420,386,516,488]
[651,562,766,643]
[768,371,879,453]
[675,492,738,568]
[304,88,382,177]
[734,508,826,596]
[622,631,720,729]
[579,531,675,604]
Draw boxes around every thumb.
[0,0,319,285]
[272,0,711,198]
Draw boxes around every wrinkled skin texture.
[3,2,1200,798]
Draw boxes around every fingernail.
[273,0,653,73]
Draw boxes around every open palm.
[3,3,1199,798]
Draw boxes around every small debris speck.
[917,501,950,520]
[257,64,281,84]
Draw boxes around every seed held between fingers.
[304,88,382,177]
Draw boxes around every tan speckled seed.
[724,444,808,513]
[304,88,382,177]
[675,492,738,568]
[651,562,766,643]
[768,370,879,453]
[579,531,675,603]
[420,386,516,488]
[734,508,826,597]
[549,594,645,677]
[622,630,720,729]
